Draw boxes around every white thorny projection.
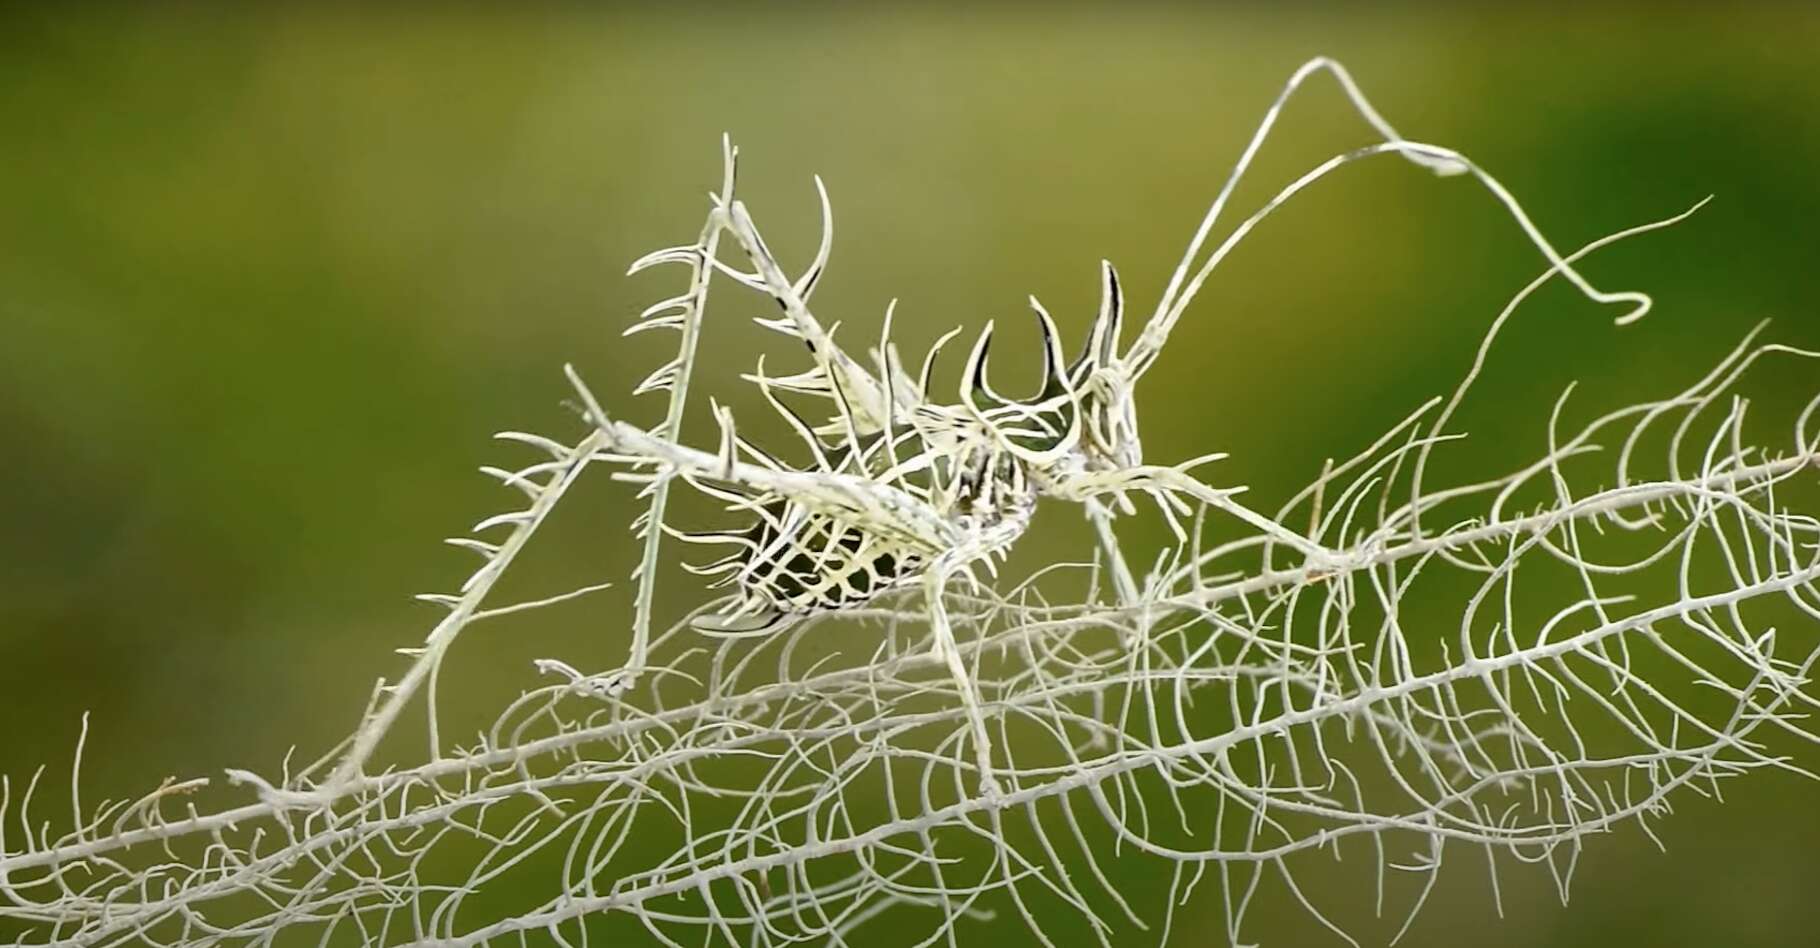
[2,58,1818,948]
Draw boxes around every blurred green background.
[2,5,1817,946]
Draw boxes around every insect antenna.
[1120,58,1650,384]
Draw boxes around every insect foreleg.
[1067,465,1336,565]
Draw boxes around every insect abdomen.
[736,508,925,615]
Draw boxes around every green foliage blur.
[1,5,1816,946]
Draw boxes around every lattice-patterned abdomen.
[737,505,926,616]
[690,432,1037,631]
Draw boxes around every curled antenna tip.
[1611,293,1654,327]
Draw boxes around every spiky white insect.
[567,58,1652,800]
[8,55,1817,948]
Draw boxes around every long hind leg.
[924,567,1003,803]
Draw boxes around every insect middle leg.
[924,566,1004,803]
